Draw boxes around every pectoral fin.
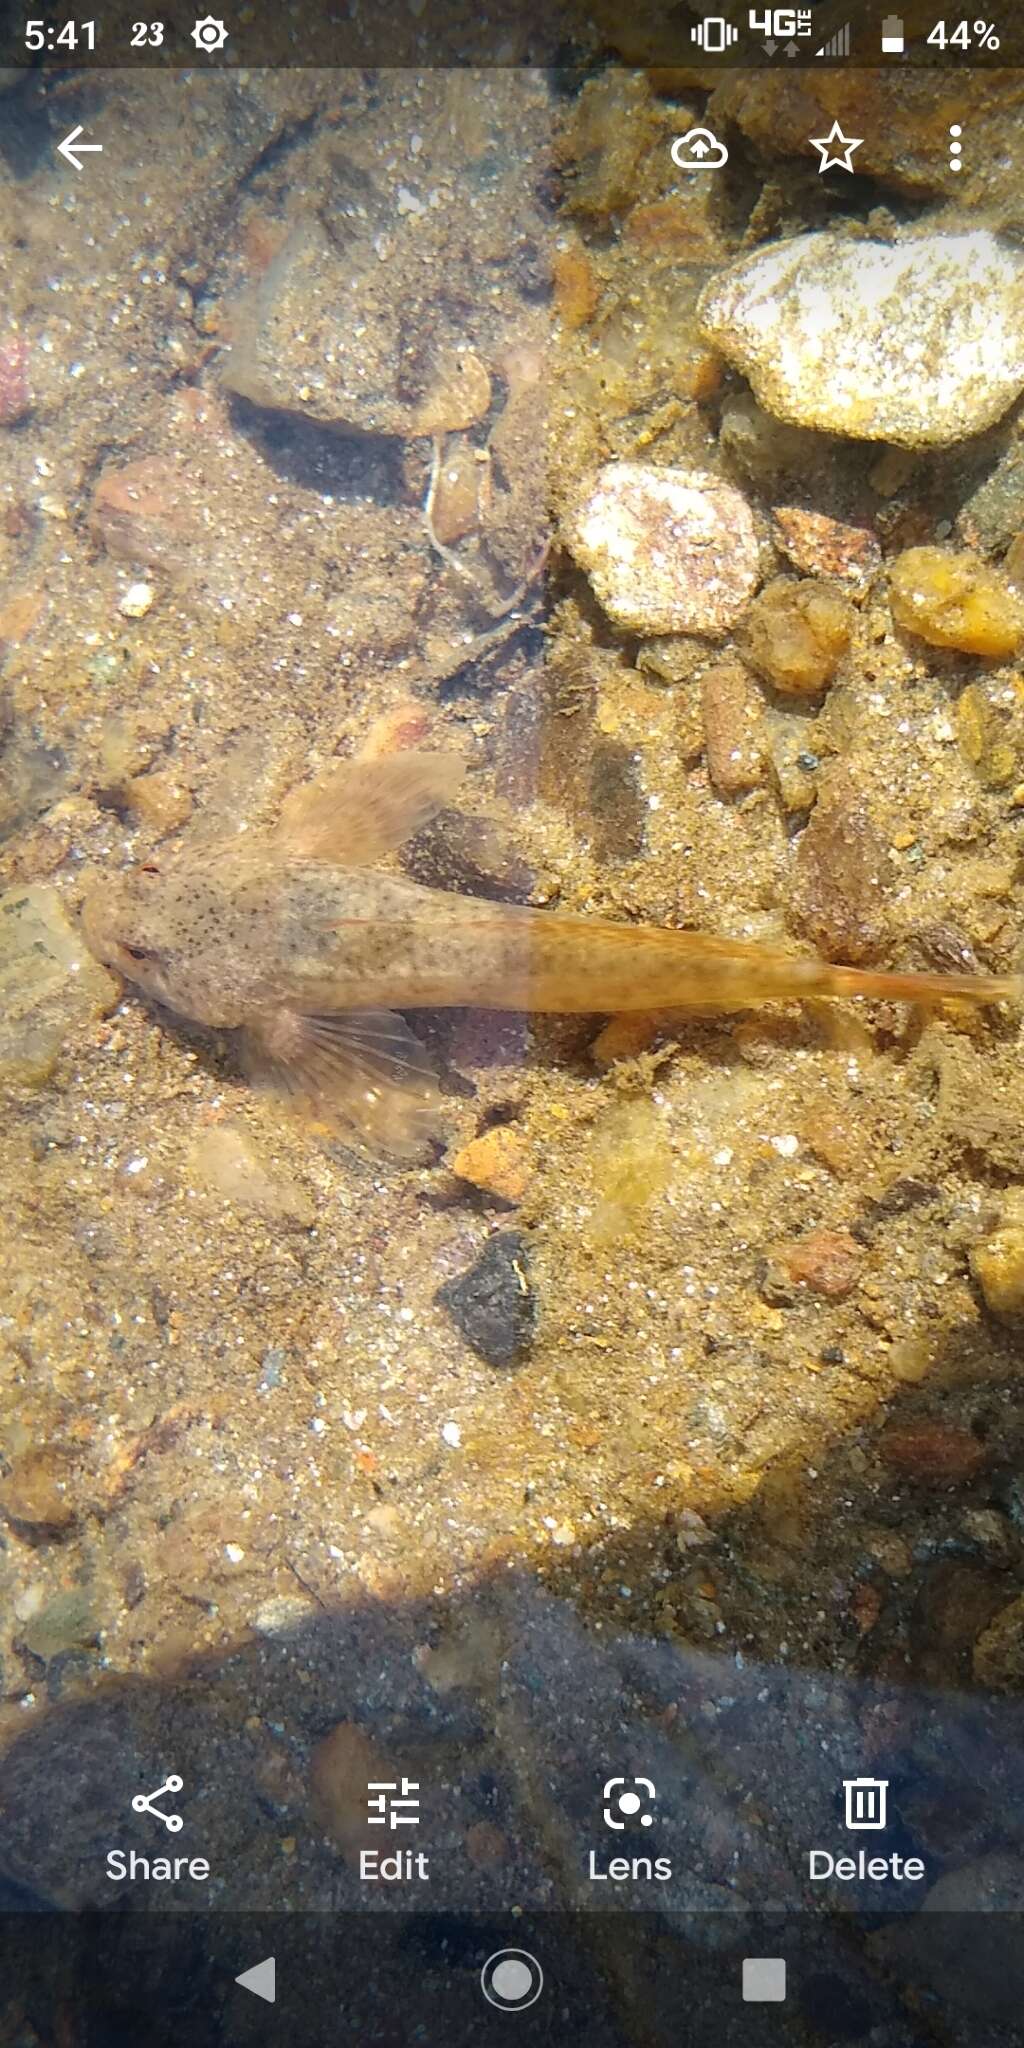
[275,751,467,864]
[242,1005,444,1160]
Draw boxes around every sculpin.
[82,751,1022,1155]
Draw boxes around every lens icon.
[480,1948,544,2011]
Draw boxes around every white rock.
[119,580,155,618]
[566,463,760,635]
[699,229,1024,449]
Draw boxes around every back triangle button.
[236,1956,276,2004]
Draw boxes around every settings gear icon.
[191,15,229,51]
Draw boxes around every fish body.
[81,751,1022,1155]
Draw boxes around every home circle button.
[480,1948,544,2010]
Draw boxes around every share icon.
[131,1774,184,1832]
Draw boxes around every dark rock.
[588,739,646,862]
[436,1231,536,1368]
[786,772,890,963]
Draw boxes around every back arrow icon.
[59,126,103,171]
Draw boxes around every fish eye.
[140,863,160,876]
[122,943,153,963]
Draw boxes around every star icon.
[810,120,864,174]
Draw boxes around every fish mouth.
[79,875,125,971]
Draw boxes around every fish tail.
[817,963,1024,1006]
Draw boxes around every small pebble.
[741,577,853,698]
[435,1230,536,1368]
[956,677,1024,790]
[878,1421,988,1485]
[589,1012,662,1066]
[772,506,881,590]
[309,1722,391,1861]
[0,333,30,425]
[699,229,1024,447]
[0,883,118,1087]
[566,463,759,636]
[18,1589,98,1662]
[118,580,155,619]
[121,771,194,832]
[699,656,766,797]
[787,774,890,963]
[552,241,600,329]
[970,1193,1024,1318]
[189,1124,315,1229]
[91,456,192,567]
[253,1594,316,1635]
[782,1227,863,1300]
[973,1593,1024,1690]
[450,1125,531,1205]
[0,1450,81,1534]
[890,547,1024,659]
[465,1820,511,1868]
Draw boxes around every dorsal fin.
[274,751,467,865]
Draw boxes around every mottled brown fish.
[82,751,1021,1155]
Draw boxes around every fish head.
[80,860,186,1012]
[81,853,260,1027]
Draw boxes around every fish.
[81,750,1022,1157]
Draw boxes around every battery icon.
[881,14,905,50]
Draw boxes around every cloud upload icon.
[671,127,729,171]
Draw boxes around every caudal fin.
[821,965,1023,1005]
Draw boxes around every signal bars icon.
[816,22,851,55]
[691,15,740,49]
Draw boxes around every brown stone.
[973,1593,1024,1691]
[782,1227,863,1300]
[700,657,766,798]
[0,590,45,648]
[552,242,600,329]
[772,507,881,590]
[121,772,194,833]
[309,1722,396,1861]
[878,1422,988,1486]
[451,1126,531,1205]
[787,775,890,963]
[741,576,854,698]
[0,1449,80,1533]
[90,458,194,568]
[890,547,1024,659]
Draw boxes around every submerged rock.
[450,1126,531,1205]
[786,776,890,963]
[699,230,1024,448]
[189,1124,315,1229]
[741,576,854,698]
[0,884,117,1086]
[566,463,759,636]
[971,1194,1024,1320]
[889,547,1024,659]
[699,656,766,798]
[436,1230,536,1367]
[223,214,492,438]
[772,507,881,591]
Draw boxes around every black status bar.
[0,2,1018,68]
